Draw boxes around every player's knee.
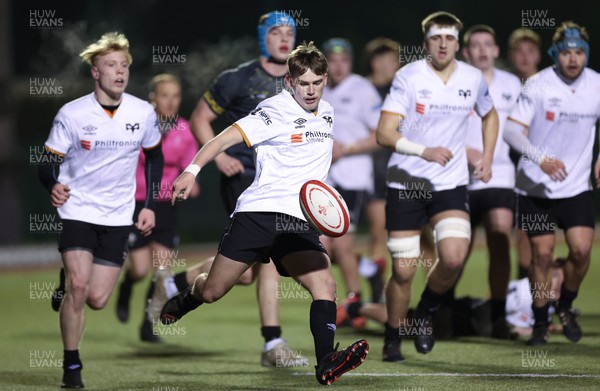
[532,249,554,267]
[390,261,416,285]
[569,245,591,264]
[129,263,150,281]
[237,269,253,285]
[434,218,471,243]
[67,276,89,299]
[200,286,223,304]
[86,292,109,310]
[387,235,420,260]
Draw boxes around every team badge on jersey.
[322,116,333,127]
[458,89,471,99]
[126,123,139,133]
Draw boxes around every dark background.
[2,0,599,244]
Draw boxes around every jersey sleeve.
[508,81,536,128]
[202,70,240,116]
[361,83,383,130]
[44,108,73,156]
[142,109,161,149]
[474,74,494,117]
[381,72,411,117]
[232,103,282,147]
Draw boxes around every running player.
[376,11,498,361]
[320,38,381,328]
[461,24,521,338]
[504,21,600,345]
[38,32,163,388]
[160,42,368,385]
[114,74,199,342]
[507,28,542,281]
[148,12,308,367]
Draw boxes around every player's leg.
[517,230,532,278]
[116,246,150,323]
[280,250,368,385]
[366,197,388,303]
[484,207,514,338]
[526,232,555,345]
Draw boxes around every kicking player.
[376,11,498,361]
[320,38,381,328]
[38,32,163,388]
[461,24,522,338]
[115,74,199,342]
[504,21,600,345]
[147,11,308,367]
[160,42,368,385]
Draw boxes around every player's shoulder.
[397,60,426,78]
[59,92,94,115]
[582,67,600,83]
[217,59,260,80]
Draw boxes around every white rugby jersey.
[45,92,161,226]
[232,90,334,221]
[382,59,494,191]
[466,68,521,190]
[508,67,600,199]
[323,74,381,191]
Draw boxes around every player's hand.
[171,172,196,205]
[189,182,201,198]
[332,142,344,163]
[50,183,71,207]
[421,147,453,166]
[595,159,600,188]
[136,208,155,237]
[473,158,492,183]
[540,156,567,182]
[214,153,245,177]
[466,148,483,169]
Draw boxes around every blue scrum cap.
[548,27,589,66]
[257,11,296,58]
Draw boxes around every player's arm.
[334,132,378,161]
[171,126,244,204]
[135,142,164,236]
[38,147,71,207]
[474,107,499,182]
[375,111,453,166]
[504,118,566,182]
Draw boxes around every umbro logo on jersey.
[291,133,303,143]
[546,111,555,121]
[80,140,91,151]
[294,118,307,129]
[416,103,425,114]
[322,116,333,127]
[82,125,97,132]
[341,97,351,104]
[458,89,471,99]
[548,97,562,107]
[126,123,140,133]
[418,89,432,99]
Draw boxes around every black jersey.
[203,59,281,169]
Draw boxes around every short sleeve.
[361,83,383,130]
[381,72,411,117]
[474,74,494,117]
[142,109,161,149]
[45,109,73,156]
[508,81,537,128]
[233,104,282,147]
[203,70,240,116]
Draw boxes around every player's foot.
[382,339,404,362]
[557,308,582,342]
[160,285,200,325]
[526,323,549,346]
[147,267,171,323]
[491,318,518,340]
[140,318,161,343]
[261,339,310,367]
[315,339,368,385]
[339,293,366,330]
[413,310,435,354]
[61,369,84,389]
[51,268,65,312]
[116,278,132,323]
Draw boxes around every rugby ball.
[299,180,350,237]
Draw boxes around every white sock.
[165,277,179,299]
[264,337,284,352]
[359,257,378,278]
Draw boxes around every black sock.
[416,286,444,315]
[261,326,281,343]
[518,266,529,280]
[441,284,456,306]
[490,299,506,322]
[347,301,362,319]
[173,271,189,293]
[384,322,400,343]
[63,350,82,371]
[558,286,578,312]
[310,300,336,363]
[532,303,550,327]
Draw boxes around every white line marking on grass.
[293,372,600,378]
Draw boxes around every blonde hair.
[79,32,133,66]
[149,73,180,92]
